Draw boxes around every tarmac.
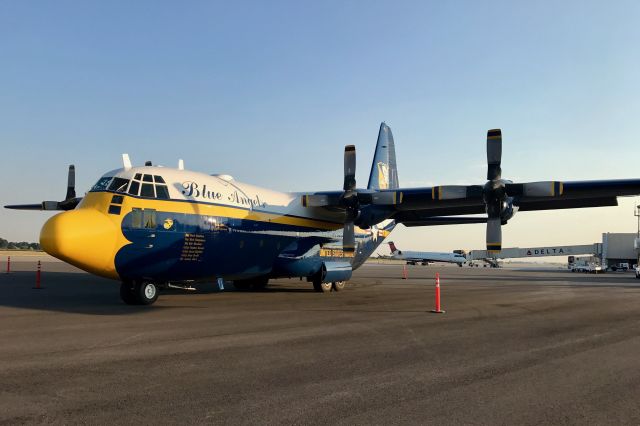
[1,255,640,425]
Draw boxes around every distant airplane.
[387,241,467,266]
[6,124,640,305]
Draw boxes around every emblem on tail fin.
[377,162,390,190]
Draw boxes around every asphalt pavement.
[1,258,640,425]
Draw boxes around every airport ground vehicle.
[587,264,603,274]
[571,264,588,272]
[635,265,640,279]
[570,258,590,272]
[610,262,630,272]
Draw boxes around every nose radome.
[40,209,119,279]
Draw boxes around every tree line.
[0,238,41,251]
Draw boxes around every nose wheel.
[120,280,159,305]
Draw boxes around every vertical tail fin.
[367,122,399,190]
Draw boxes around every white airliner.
[387,241,467,266]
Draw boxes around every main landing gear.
[120,280,159,305]
[312,278,347,293]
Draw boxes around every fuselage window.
[142,174,153,182]
[128,180,140,196]
[108,177,130,193]
[141,183,155,198]
[155,185,169,199]
[91,177,112,192]
[153,175,166,184]
[131,208,143,228]
[143,209,156,229]
[205,216,228,231]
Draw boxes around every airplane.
[386,241,467,266]
[5,123,640,305]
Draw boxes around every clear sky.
[1,1,639,253]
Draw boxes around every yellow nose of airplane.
[40,209,119,279]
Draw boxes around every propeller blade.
[343,222,355,252]
[506,181,564,197]
[486,217,502,253]
[65,165,76,200]
[432,185,483,200]
[4,203,45,210]
[343,145,356,191]
[487,129,502,181]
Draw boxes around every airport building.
[467,232,638,269]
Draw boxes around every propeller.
[484,130,507,253]
[342,145,358,252]
[432,129,564,253]
[5,165,81,211]
[301,145,401,253]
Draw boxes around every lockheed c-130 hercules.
[6,123,640,305]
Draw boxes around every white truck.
[610,262,630,272]
[569,258,590,272]
[568,256,603,273]
[635,265,640,279]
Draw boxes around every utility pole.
[635,205,640,266]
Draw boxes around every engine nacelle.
[321,261,352,283]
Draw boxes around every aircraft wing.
[395,215,487,227]
[4,203,48,211]
[299,126,640,254]
[389,179,640,212]
[5,198,82,211]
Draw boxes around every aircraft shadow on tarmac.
[0,271,315,315]
[0,271,153,315]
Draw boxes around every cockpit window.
[128,180,140,196]
[155,185,169,199]
[108,177,130,193]
[141,183,155,198]
[91,177,112,192]
[100,173,169,199]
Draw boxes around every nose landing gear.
[120,280,159,305]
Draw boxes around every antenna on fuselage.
[122,154,132,171]
[178,159,184,170]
